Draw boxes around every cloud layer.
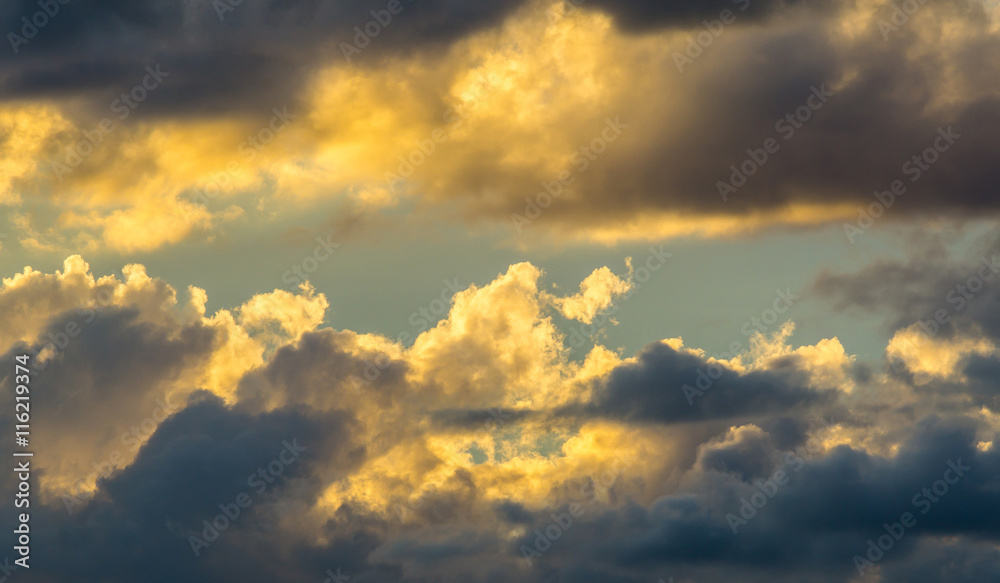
[3,0,999,252]
[0,256,998,582]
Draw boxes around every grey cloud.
[0,0,527,117]
[582,341,835,424]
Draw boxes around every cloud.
[4,0,999,253]
[17,394,364,583]
[548,265,633,324]
[0,0,527,115]
[696,424,779,481]
[813,230,1000,339]
[585,0,814,30]
[581,336,838,425]
[3,0,999,578]
[1,257,999,582]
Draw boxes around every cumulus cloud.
[0,256,996,582]
[548,265,633,324]
[3,0,999,579]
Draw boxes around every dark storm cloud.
[0,0,822,112]
[697,427,777,481]
[27,307,215,415]
[876,539,1000,583]
[430,407,534,429]
[2,300,1000,582]
[4,0,999,229]
[0,305,215,403]
[0,0,526,116]
[532,6,1000,227]
[0,393,366,583]
[757,415,811,450]
[0,0,821,118]
[11,405,997,583]
[958,354,1000,409]
[509,415,1000,583]
[0,307,218,498]
[237,329,411,411]
[581,341,835,424]
[98,393,361,520]
[583,0,813,31]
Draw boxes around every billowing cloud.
[3,0,1000,579]
[1,257,997,582]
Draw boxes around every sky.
[1,0,1000,581]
